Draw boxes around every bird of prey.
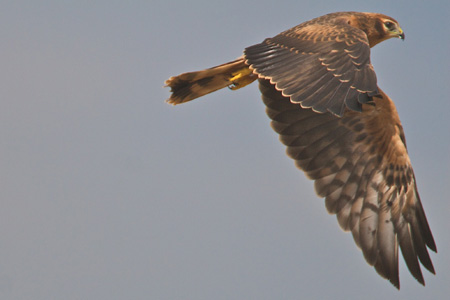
[164,11,436,289]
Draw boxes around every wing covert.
[246,22,379,117]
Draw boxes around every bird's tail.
[165,56,257,105]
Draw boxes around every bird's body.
[164,12,436,289]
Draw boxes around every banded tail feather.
[165,56,257,105]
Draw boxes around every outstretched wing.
[245,16,378,117]
[259,78,436,288]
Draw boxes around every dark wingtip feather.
[390,278,400,290]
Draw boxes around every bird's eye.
[384,21,396,31]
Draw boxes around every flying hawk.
[164,12,436,289]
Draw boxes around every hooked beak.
[397,26,405,40]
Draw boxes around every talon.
[228,83,238,90]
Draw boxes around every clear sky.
[1,1,449,299]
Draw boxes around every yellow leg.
[228,68,258,90]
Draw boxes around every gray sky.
[1,1,449,299]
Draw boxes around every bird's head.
[363,13,405,47]
[380,17,405,40]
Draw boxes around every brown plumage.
[164,12,436,289]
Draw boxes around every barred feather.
[259,78,436,288]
